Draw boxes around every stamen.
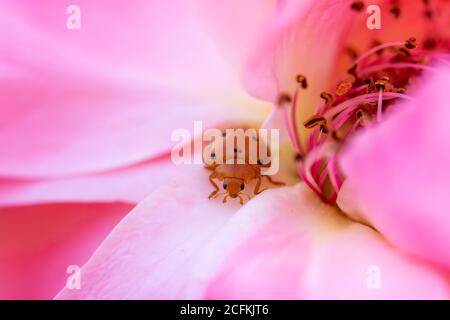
[289,35,445,204]
[290,84,304,154]
[302,143,339,204]
[327,154,342,195]
[279,78,308,157]
[302,143,334,195]
[319,160,330,186]
[354,38,416,65]
[324,92,414,120]
[320,124,329,135]
[377,88,383,123]
[359,62,440,76]
[343,117,363,140]
[397,47,411,57]
[280,92,300,155]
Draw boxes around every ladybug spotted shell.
[202,129,272,167]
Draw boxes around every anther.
[375,80,386,91]
[303,115,327,129]
[294,153,303,162]
[390,6,400,18]
[346,47,358,60]
[363,77,373,85]
[350,1,364,11]
[375,77,389,91]
[296,75,308,89]
[320,92,334,105]
[405,37,417,50]
[336,77,354,96]
[277,93,292,106]
[347,64,358,75]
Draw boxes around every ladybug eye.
[223,183,228,189]
[240,184,245,190]
[257,159,263,165]
[210,152,216,159]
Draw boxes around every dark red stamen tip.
[277,93,292,106]
[350,1,364,11]
[296,75,308,89]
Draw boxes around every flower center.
[281,2,450,204]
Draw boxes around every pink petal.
[199,185,313,299]
[199,1,353,102]
[302,224,450,299]
[55,167,240,299]
[0,122,295,207]
[338,64,450,271]
[245,1,355,102]
[1,0,243,98]
[0,203,132,299]
[0,155,189,207]
[56,180,449,299]
[201,185,449,299]
[197,0,277,95]
[2,85,249,177]
[0,1,261,178]
[55,158,295,300]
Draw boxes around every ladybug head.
[223,178,245,198]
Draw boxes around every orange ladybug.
[203,129,284,205]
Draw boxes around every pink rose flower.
[1,0,449,299]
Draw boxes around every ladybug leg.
[204,163,217,171]
[237,195,244,205]
[253,176,267,195]
[263,175,285,186]
[222,195,229,203]
[208,172,220,200]
[241,193,251,200]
